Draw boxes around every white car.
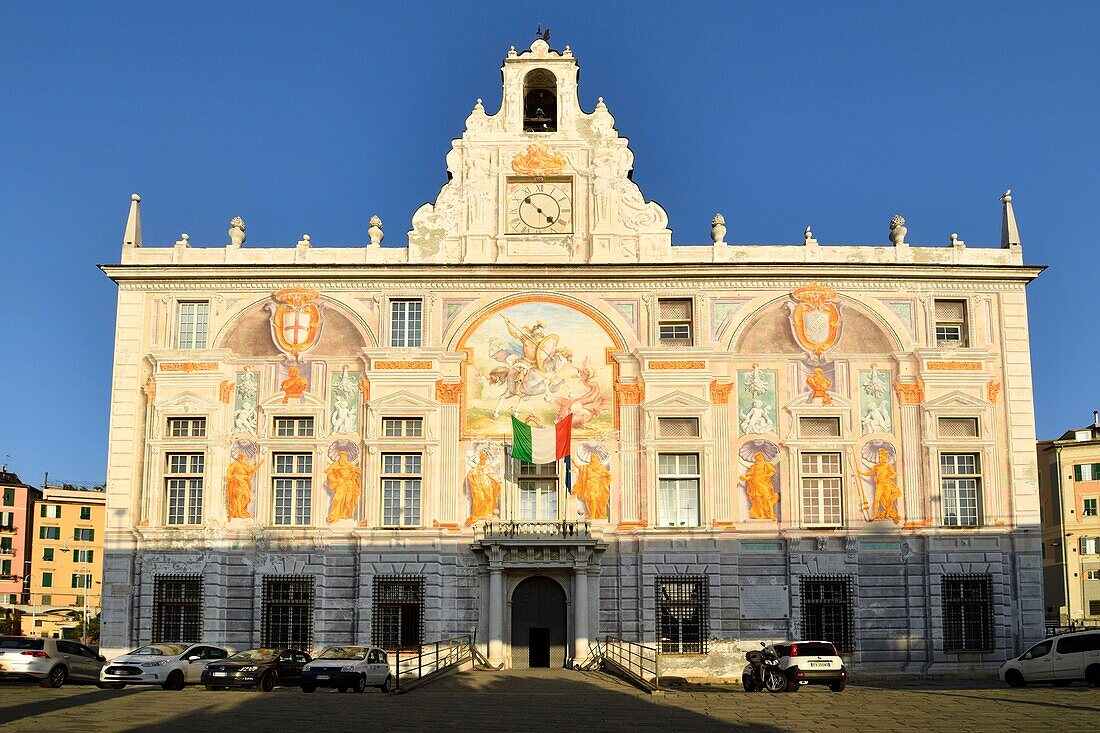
[100,643,229,690]
[999,630,1100,687]
[300,646,394,693]
[771,640,848,692]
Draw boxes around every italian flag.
[510,415,571,464]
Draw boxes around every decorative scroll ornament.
[267,287,324,359]
[436,380,463,404]
[143,378,156,402]
[787,284,842,360]
[613,381,645,405]
[511,142,567,176]
[893,379,925,405]
[218,380,235,404]
[987,380,1002,404]
[709,380,734,405]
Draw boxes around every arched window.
[523,69,557,132]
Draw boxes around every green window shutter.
[40,504,46,517]
[86,550,94,563]
[1076,465,1084,482]
[42,572,52,588]
[80,506,91,520]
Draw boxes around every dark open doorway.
[511,576,567,668]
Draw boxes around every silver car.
[0,636,106,687]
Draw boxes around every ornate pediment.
[368,390,440,410]
[642,390,711,411]
[155,391,219,414]
[923,390,989,410]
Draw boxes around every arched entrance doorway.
[511,576,567,668]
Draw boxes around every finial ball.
[131,193,141,202]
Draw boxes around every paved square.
[1,670,1097,732]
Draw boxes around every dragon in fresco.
[553,357,611,428]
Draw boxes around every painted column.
[710,381,735,523]
[895,381,925,523]
[615,382,645,524]
[574,568,589,661]
[488,563,504,664]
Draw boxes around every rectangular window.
[1,488,12,506]
[1084,498,1099,517]
[80,506,91,520]
[381,453,422,527]
[1091,600,1100,615]
[657,453,700,527]
[39,594,50,605]
[73,528,94,542]
[516,460,559,521]
[800,417,841,438]
[261,576,314,652]
[1080,537,1100,554]
[74,549,93,564]
[800,576,854,653]
[941,453,982,527]
[71,573,93,589]
[1086,570,1100,581]
[942,574,994,652]
[152,575,203,643]
[42,547,54,561]
[657,298,694,346]
[389,299,423,348]
[0,511,12,528]
[40,526,61,540]
[167,417,207,438]
[657,417,700,438]
[938,417,979,439]
[274,417,314,437]
[934,299,969,347]
[41,572,53,588]
[176,301,209,350]
[656,576,709,654]
[166,452,205,526]
[801,452,843,528]
[40,504,61,519]
[273,453,313,526]
[1074,463,1100,482]
[382,417,424,437]
[0,560,10,577]
[0,537,10,553]
[372,576,425,651]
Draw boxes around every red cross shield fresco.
[267,287,324,358]
[786,284,843,359]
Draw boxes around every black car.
[201,648,311,692]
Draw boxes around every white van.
[999,630,1100,687]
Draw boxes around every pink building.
[0,470,41,604]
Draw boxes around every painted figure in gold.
[807,367,833,405]
[281,367,308,403]
[465,451,502,525]
[226,453,260,519]
[741,452,778,520]
[574,454,611,520]
[325,451,362,523]
[860,448,902,523]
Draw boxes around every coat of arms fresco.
[464,301,614,436]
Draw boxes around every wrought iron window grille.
[261,575,315,652]
[656,576,709,654]
[152,575,203,644]
[372,575,425,652]
[800,575,855,653]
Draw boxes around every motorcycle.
[742,642,787,693]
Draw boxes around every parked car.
[771,640,848,692]
[0,636,106,688]
[300,646,393,693]
[999,630,1100,687]
[100,643,228,690]
[202,648,312,691]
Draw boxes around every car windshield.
[792,642,838,656]
[227,649,280,662]
[317,646,367,660]
[128,644,189,657]
[0,637,44,650]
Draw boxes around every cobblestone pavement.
[1,669,1098,732]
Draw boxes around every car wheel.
[829,680,846,693]
[259,672,276,693]
[1053,680,1072,687]
[301,684,316,693]
[1086,665,1100,687]
[40,666,68,688]
[162,670,186,691]
[1005,670,1027,688]
[380,675,394,693]
[352,674,366,693]
[785,680,800,693]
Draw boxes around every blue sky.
[1,1,1097,484]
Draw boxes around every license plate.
[213,672,227,677]
[810,662,830,667]
[316,675,329,680]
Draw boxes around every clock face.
[506,177,573,235]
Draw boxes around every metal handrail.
[393,635,472,692]
[602,637,659,692]
[481,520,591,539]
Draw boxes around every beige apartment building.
[1039,414,1100,626]
[21,485,106,639]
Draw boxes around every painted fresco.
[737,365,777,436]
[738,439,780,521]
[465,302,614,435]
[329,367,360,435]
[858,440,901,523]
[859,366,893,434]
[232,368,259,435]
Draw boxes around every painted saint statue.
[574,454,611,520]
[741,452,779,520]
[806,367,833,405]
[281,367,308,403]
[226,453,260,519]
[465,451,502,525]
[860,448,902,523]
[325,451,362,523]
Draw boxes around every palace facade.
[99,39,1044,676]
